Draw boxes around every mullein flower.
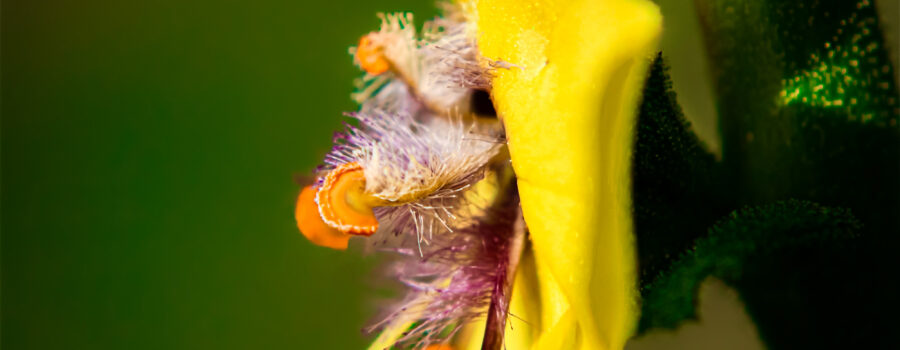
[294,0,662,349]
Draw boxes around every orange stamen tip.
[296,185,351,250]
[356,34,390,75]
[423,345,454,350]
[317,162,379,236]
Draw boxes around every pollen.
[356,34,391,75]
[316,162,382,236]
[295,185,352,250]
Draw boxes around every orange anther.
[356,34,391,75]
[295,185,351,250]
[422,345,454,350]
[316,162,380,236]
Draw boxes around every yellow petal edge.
[473,0,662,349]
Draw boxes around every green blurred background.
[2,1,436,348]
[2,0,897,349]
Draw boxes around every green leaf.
[633,2,900,347]
[632,55,735,286]
[638,200,864,347]
[696,0,899,237]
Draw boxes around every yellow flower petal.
[473,0,662,349]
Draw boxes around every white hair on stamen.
[311,7,524,348]
[350,12,419,105]
[325,109,501,242]
[350,12,495,113]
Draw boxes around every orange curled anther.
[356,34,390,75]
[296,185,352,250]
[316,162,380,236]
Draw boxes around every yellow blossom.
[470,0,662,349]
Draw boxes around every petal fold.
[472,0,662,349]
